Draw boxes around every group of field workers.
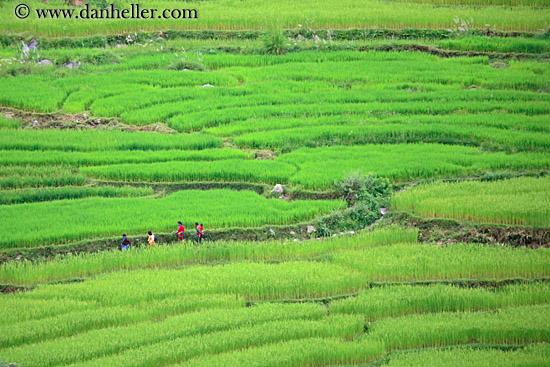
[178,221,204,243]
[120,222,204,250]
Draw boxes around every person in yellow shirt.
[147,231,156,247]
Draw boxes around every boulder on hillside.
[28,39,38,50]
[63,61,81,69]
[271,184,284,195]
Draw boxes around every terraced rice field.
[393,176,550,226]
[1,0,548,36]
[1,0,549,365]
[1,229,549,366]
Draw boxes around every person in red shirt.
[195,222,203,244]
[177,221,185,242]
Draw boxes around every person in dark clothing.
[195,222,203,244]
[121,234,130,251]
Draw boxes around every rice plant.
[0,227,417,285]
[207,113,550,137]
[333,242,550,281]
[393,176,550,226]
[438,37,550,54]
[367,304,550,349]
[331,283,550,321]
[0,189,341,248]
[396,0,549,5]
[0,302,321,357]
[233,123,550,152]
[1,294,244,348]
[0,149,251,167]
[58,316,362,367]
[1,303,326,367]
[0,115,19,129]
[80,159,297,184]
[0,130,221,151]
[0,4,548,367]
[2,51,549,123]
[0,166,86,189]
[0,185,153,205]
[24,260,365,303]
[279,144,550,189]
[385,344,550,367]
[177,338,385,367]
[0,0,546,36]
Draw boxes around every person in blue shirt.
[121,234,131,251]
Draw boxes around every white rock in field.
[290,231,295,235]
[21,41,30,59]
[28,39,38,50]
[63,61,81,69]
[271,184,284,195]
[37,59,52,66]
[307,225,316,233]
[201,84,214,88]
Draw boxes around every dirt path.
[1,107,176,133]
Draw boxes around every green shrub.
[168,59,206,72]
[348,198,382,228]
[263,28,288,55]
[168,52,206,71]
[335,172,391,205]
[80,50,120,65]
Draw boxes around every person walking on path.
[148,231,156,247]
[121,234,131,251]
[177,221,185,242]
[195,222,203,244]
